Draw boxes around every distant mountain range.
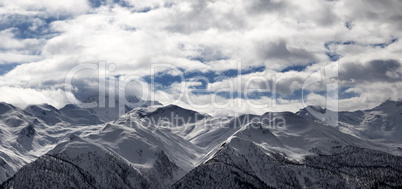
[1,98,402,188]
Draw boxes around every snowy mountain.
[82,95,162,122]
[174,112,402,188]
[1,100,402,188]
[0,102,106,184]
[297,99,402,145]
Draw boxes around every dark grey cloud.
[183,44,228,63]
[345,0,402,30]
[246,0,287,14]
[257,40,317,65]
[266,77,304,96]
[339,59,402,83]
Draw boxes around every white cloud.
[0,86,75,108]
[0,0,90,16]
[0,29,44,64]
[0,0,401,114]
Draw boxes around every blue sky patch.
[345,22,353,30]
[143,66,265,91]
[370,38,398,48]
[339,87,359,99]
[281,64,308,72]
[0,64,18,75]
[0,15,64,40]
[326,52,341,62]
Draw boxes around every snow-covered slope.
[0,102,105,183]
[297,100,402,144]
[25,103,104,125]
[1,104,209,188]
[2,100,402,188]
[174,112,402,188]
[0,95,161,183]
[2,135,150,189]
[175,140,402,188]
[83,95,162,122]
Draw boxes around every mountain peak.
[133,104,191,116]
[378,99,402,108]
[80,94,161,107]
[369,99,402,115]
[296,105,327,116]
[129,104,210,127]
[0,102,16,114]
[24,104,59,116]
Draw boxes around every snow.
[1,99,402,188]
[0,102,105,183]
[297,99,402,149]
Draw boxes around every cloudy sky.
[0,0,401,115]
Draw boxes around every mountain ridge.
[1,99,402,188]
